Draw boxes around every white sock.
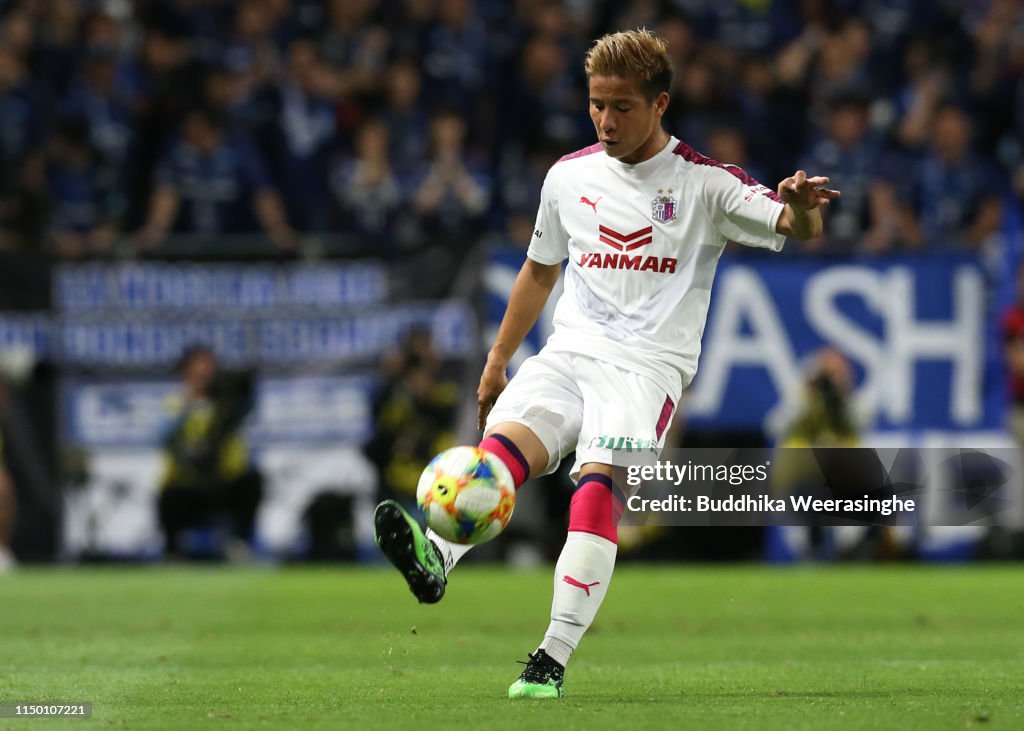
[425,527,473,574]
[540,531,617,667]
[538,636,574,667]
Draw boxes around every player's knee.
[480,424,548,484]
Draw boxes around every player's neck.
[619,128,671,165]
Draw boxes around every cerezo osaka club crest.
[652,189,677,223]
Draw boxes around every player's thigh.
[485,351,583,477]
[572,359,676,480]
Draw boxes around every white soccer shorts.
[485,350,677,480]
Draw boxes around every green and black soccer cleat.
[373,500,447,604]
[508,649,565,699]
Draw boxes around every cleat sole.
[374,501,445,604]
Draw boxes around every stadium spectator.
[777,15,874,117]
[274,39,337,232]
[138,106,296,252]
[664,51,729,151]
[0,8,34,64]
[812,17,874,111]
[655,15,694,71]
[606,0,660,34]
[201,2,287,149]
[328,118,413,251]
[420,0,489,112]
[389,0,437,62]
[60,44,137,200]
[706,125,765,187]
[221,0,283,96]
[733,55,807,184]
[0,151,48,253]
[157,345,262,561]
[959,0,1020,156]
[798,94,909,253]
[32,0,84,97]
[47,120,117,259]
[0,49,45,198]
[413,110,490,243]
[503,34,587,154]
[721,0,806,54]
[853,0,940,83]
[320,0,388,94]
[893,38,954,151]
[903,105,1003,250]
[200,62,275,140]
[381,60,430,171]
[499,146,557,242]
[126,23,196,228]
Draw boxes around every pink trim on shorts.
[655,394,674,440]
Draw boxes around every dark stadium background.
[0,0,1022,567]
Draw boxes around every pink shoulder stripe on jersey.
[557,142,603,163]
[672,140,783,203]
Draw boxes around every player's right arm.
[477,259,561,428]
[478,165,568,428]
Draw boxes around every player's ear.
[654,91,670,117]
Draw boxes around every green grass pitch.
[1,564,1022,730]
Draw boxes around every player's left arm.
[775,170,841,240]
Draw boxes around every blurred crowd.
[0,0,1022,259]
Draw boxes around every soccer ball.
[416,446,516,545]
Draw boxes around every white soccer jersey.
[527,135,786,399]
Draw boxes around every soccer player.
[374,29,840,698]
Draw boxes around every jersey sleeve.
[526,167,569,265]
[702,166,786,251]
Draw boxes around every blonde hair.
[584,29,673,101]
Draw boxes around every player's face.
[588,75,669,165]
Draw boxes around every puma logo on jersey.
[579,196,602,213]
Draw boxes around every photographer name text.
[626,494,916,516]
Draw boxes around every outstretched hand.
[477,362,509,430]
[778,170,841,211]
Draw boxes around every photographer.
[770,348,901,561]
[363,329,459,506]
[781,347,858,448]
[157,345,262,561]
